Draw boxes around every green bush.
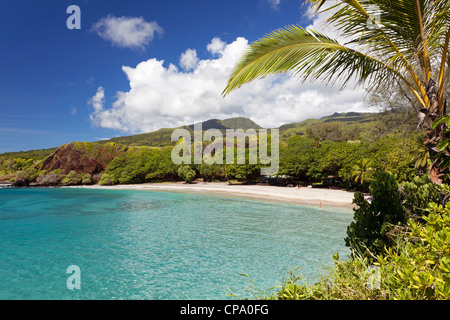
[178,166,196,183]
[61,171,82,186]
[375,202,450,299]
[37,171,63,186]
[401,175,441,219]
[345,171,407,258]
[13,167,39,186]
[104,146,178,184]
[81,173,93,185]
[198,163,223,182]
[99,173,116,186]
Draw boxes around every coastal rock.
[40,141,123,175]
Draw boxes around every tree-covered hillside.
[0,109,428,191]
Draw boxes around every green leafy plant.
[61,170,82,186]
[401,175,441,219]
[351,158,373,186]
[346,172,407,258]
[178,165,196,184]
[81,173,93,185]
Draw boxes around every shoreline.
[68,182,356,209]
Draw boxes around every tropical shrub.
[103,146,178,184]
[0,157,35,174]
[375,202,450,299]
[99,173,116,186]
[345,172,407,258]
[178,166,196,184]
[401,175,441,220]
[13,167,39,186]
[198,163,224,182]
[81,173,93,185]
[37,171,64,186]
[61,171,82,186]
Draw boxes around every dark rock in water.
[11,180,27,187]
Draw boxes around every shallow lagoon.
[0,187,353,299]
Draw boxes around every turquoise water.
[0,187,354,300]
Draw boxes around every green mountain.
[320,111,377,123]
[0,147,59,160]
[278,112,377,141]
[99,117,263,148]
[218,117,263,130]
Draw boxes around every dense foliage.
[279,131,422,190]
[0,157,36,175]
[99,147,178,185]
[346,172,407,258]
[4,126,426,190]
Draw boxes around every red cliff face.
[41,142,123,175]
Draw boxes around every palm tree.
[352,159,373,185]
[223,0,450,184]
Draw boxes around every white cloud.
[89,35,371,133]
[89,87,109,127]
[206,37,226,56]
[89,86,105,112]
[91,15,163,50]
[179,49,199,71]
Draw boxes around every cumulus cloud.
[179,49,199,71]
[89,86,105,112]
[206,37,226,56]
[89,35,371,133]
[91,15,163,50]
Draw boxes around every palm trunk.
[424,126,446,184]
[423,79,448,184]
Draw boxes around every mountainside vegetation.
[0,109,429,191]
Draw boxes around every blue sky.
[0,0,369,153]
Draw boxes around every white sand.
[74,182,356,208]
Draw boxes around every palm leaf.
[223,26,423,106]
[224,0,450,112]
[307,0,431,103]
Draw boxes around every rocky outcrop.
[40,141,123,175]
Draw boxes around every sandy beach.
[74,182,356,209]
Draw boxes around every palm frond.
[224,0,450,113]
[223,26,422,106]
[307,0,431,106]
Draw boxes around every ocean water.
[0,187,354,300]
